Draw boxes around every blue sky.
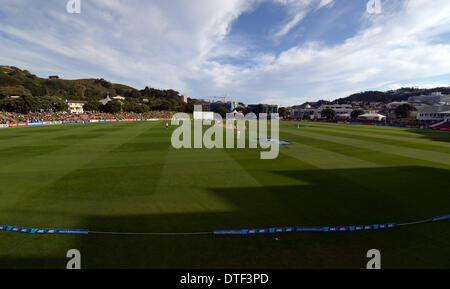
[0,0,449,105]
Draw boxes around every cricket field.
[0,121,449,269]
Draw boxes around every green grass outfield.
[0,121,449,269]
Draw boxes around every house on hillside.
[112,95,125,101]
[49,75,59,79]
[67,100,87,114]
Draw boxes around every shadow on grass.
[406,128,450,143]
[1,166,449,269]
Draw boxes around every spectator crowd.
[0,111,175,124]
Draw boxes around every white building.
[193,111,215,120]
[67,100,87,114]
[112,95,125,101]
[417,105,450,121]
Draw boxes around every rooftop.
[419,105,450,113]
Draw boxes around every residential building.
[67,100,87,114]
[112,95,125,101]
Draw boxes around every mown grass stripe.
[297,126,450,154]
[154,146,262,215]
[281,139,382,170]
[283,131,449,170]
[301,122,450,141]
[289,128,450,166]
[299,124,450,148]
[0,122,155,225]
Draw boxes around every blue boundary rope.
[1,214,449,236]
[0,227,88,235]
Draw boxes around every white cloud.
[272,0,334,38]
[206,0,450,105]
[0,0,258,90]
[317,0,335,9]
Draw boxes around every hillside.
[295,87,450,109]
[0,65,140,99]
[0,65,198,113]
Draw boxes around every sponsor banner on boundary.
[0,118,178,129]
[432,215,450,222]
[43,121,62,126]
[213,223,398,235]
[1,213,449,236]
[27,122,44,126]
[0,225,88,235]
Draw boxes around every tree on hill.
[123,100,150,113]
[94,78,112,89]
[213,105,230,117]
[0,86,32,98]
[40,96,68,112]
[124,89,141,98]
[83,98,101,112]
[321,108,336,120]
[2,95,42,113]
[278,107,290,118]
[133,104,149,113]
[0,66,204,111]
[100,100,122,113]
[351,109,365,120]
[395,104,416,119]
